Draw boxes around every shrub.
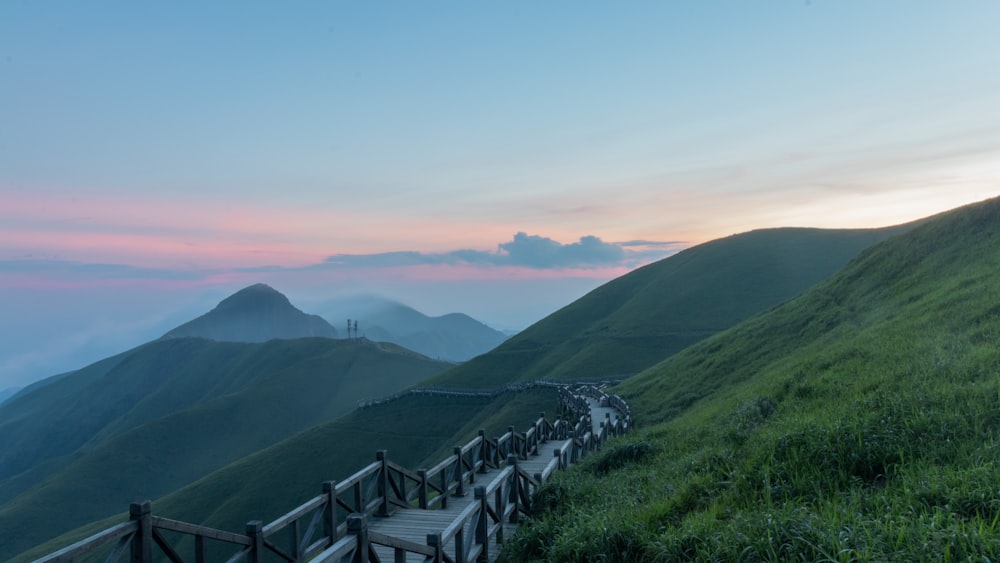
[592,441,655,475]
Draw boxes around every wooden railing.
[33,385,630,563]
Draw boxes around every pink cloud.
[1,189,523,268]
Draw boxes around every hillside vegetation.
[0,337,450,561]
[13,222,914,561]
[14,389,558,562]
[502,197,1000,561]
[428,225,910,389]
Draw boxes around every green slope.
[12,222,914,560]
[0,338,450,561]
[15,389,558,562]
[502,197,1000,561]
[427,225,910,389]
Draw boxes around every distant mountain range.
[0,287,452,560]
[5,218,932,561]
[318,296,508,362]
[426,225,915,389]
[160,283,508,361]
[162,283,338,341]
[10,220,925,561]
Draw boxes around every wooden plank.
[261,494,324,536]
[310,535,359,563]
[152,516,252,546]
[336,461,381,492]
[33,521,137,563]
[459,435,483,455]
[369,530,436,556]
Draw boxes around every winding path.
[34,386,630,563]
[357,396,621,562]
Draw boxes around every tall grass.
[500,198,1000,561]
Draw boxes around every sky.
[2,1,999,390]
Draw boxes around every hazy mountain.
[0,337,450,561]
[0,387,19,406]
[16,220,924,561]
[0,285,456,560]
[426,224,914,389]
[320,297,508,361]
[161,283,338,342]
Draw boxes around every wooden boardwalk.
[362,397,623,563]
[34,385,631,563]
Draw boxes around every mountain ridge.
[499,196,1000,561]
[319,297,508,361]
[425,225,914,389]
[162,283,338,342]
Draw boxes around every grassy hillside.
[502,197,1000,561]
[0,338,450,561]
[12,223,914,561]
[15,388,558,562]
[162,283,338,341]
[427,225,910,390]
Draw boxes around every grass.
[0,337,451,562]
[12,388,561,562]
[427,225,908,390]
[499,197,1000,561]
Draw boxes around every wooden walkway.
[34,385,631,563]
[360,397,622,563]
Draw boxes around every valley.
[6,198,1000,561]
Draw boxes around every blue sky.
[1,1,999,389]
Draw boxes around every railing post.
[455,520,466,563]
[539,412,547,442]
[195,535,206,563]
[427,532,443,563]
[322,481,338,543]
[347,514,368,563]
[554,448,563,470]
[507,454,520,523]
[475,486,488,562]
[353,480,363,515]
[376,450,390,517]
[494,484,506,544]
[246,520,263,563]
[440,468,449,509]
[478,430,489,473]
[417,469,429,509]
[129,501,152,563]
[454,446,466,496]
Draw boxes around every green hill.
[427,225,911,390]
[11,222,918,561]
[162,283,338,341]
[0,337,450,561]
[13,388,558,562]
[502,197,1000,561]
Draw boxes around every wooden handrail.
[33,521,138,563]
[31,384,630,563]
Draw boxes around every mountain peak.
[162,284,337,342]
[214,283,292,312]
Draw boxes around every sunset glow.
[2,1,1000,388]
